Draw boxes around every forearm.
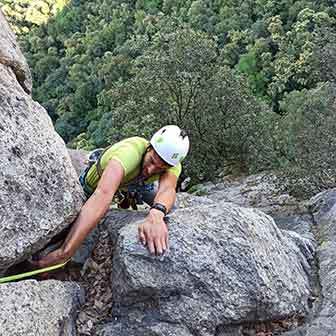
[33,159,125,267]
[153,187,176,212]
[141,187,174,255]
[61,190,112,258]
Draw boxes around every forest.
[1,0,336,195]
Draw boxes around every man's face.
[141,148,170,178]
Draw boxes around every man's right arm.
[35,159,124,267]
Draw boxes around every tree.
[0,0,68,34]
[89,29,272,181]
[275,83,336,196]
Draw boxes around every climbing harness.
[79,148,105,197]
[79,145,155,208]
[0,260,69,284]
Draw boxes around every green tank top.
[85,137,182,191]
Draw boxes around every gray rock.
[67,148,89,177]
[0,280,84,336]
[103,193,213,245]
[0,63,84,272]
[304,243,336,336]
[94,318,194,336]
[309,189,336,241]
[214,325,243,336]
[72,227,100,265]
[0,10,32,94]
[309,189,336,222]
[281,328,307,336]
[192,174,307,218]
[274,215,313,239]
[176,192,215,209]
[282,230,315,266]
[104,202,313,335]
[104,209,147,245]
[293,190,336,335]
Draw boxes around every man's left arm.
[138,171,178,255]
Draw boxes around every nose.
[147,164,156,176]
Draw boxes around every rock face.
[67,148,89,177]
[0,10,32,94]
[300,189,336,336]
[0,280,84,336]
[96,320,194,336]
[96,201,314,336]
[191,174,315,247]
[176,192,215,209]
[279,189,336,336]
[191,174,307,218]
[0,13,84,272]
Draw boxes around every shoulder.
[123,136,149,150]
[101,136,149,175]
[104,136,148,155]
[167,162,182,178]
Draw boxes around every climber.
[34,125,190,267]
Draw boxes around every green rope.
[0,260,69,284]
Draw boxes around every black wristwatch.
[150,203,167,216]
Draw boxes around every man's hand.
[32,247,69,268]
[138,209,168,255]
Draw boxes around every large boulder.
[0,10,32,94]
[176,192,215,209]
[0,15,84,272]
[309,189,336,240]
[191,174,314,244]
[0,280,84,336]
[191,174,307,218]
[96,200,314,336]
[67,148,89,177]
[297,189,336,336]
[96,320,194,336]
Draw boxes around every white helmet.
[150,125,190,166]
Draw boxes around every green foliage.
[275,83,336,196]
[3,0,336,191]
[88,29,274,180]
[266,9,335,112]
[17,0,336,132]
[314,27,336,84]
[0,0,68,34]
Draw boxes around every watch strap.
[150,203,167,216]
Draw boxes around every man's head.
[141,125,190,178]
[141,147,170,178]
